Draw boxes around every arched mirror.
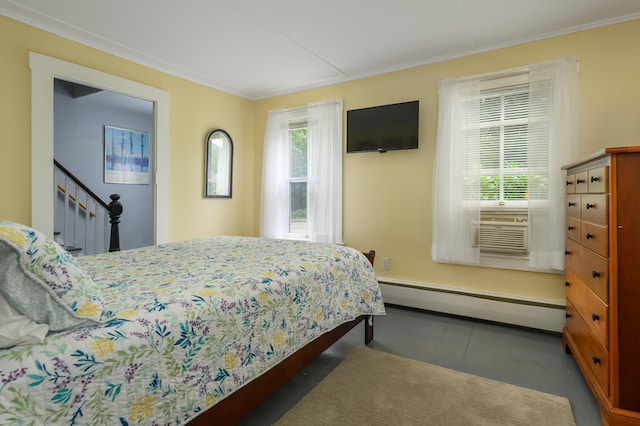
[205,129,233,198]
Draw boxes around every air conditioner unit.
[471,214,529,255]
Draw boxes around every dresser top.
[562,146,640,170]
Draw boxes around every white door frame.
[29,52,169,244]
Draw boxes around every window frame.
[467,73,535,263]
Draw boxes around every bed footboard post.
[365,315,374,345]
[361,250,376,345]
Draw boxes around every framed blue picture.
[104,125,151,184]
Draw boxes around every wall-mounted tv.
[347,100,419,153]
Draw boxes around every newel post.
[108,194,123,252]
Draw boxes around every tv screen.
[347,100,419,153]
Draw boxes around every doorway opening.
[29,52,170,245]
[54,78,155,251]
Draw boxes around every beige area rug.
[275,347,576,426]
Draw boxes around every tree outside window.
[289,125,308,234]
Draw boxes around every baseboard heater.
[378,279,566,333]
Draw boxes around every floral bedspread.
[0,237,385,425]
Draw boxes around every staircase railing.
[54,159,122,255]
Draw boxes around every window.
[463,79,533,209]
[261,99,343,244]
[288,122,309,236]
[432,58,580,272]
[465,78,533,258]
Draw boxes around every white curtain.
[260,109,294,239]
[260,99,343,243]
[432,57,580,271]
[432,78,481,264]
[307,100,343,243]
[527,57,581,271]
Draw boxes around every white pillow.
[0,290,49,349]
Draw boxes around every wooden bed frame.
[188,250,377,425]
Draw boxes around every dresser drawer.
[565,174,576,194]
[587,166,608,193]
[566,194,581,218]
[575,171,589,194]
[566,300,610,395]
[581,222,608,257]
[566,217,581,242]
[566,272,608,349]
[565,239,608,303]
[581,194,608,225]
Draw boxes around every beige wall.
[0,15,255,241]
[2,15,639,305]
[253,19,640,303]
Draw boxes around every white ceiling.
[3,0,640,100]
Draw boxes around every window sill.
[286,233,310,241]
[477,253,563,274]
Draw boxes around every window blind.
[462,81,549,205]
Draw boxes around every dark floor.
[238,304,601,426]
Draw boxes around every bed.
[0,221,385,425]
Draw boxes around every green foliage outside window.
[290,128,307,177]
[290,127,308,221]
[466,172,548,201]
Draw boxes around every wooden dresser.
[562,147,640,426]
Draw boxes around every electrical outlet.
[381,257,390,270]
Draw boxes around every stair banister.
[54,159,122,253]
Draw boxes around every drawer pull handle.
[592,313,600,321]
[592,356,601,365]
[592,270,600,278]
[590,176,600,183]
[568,202,576,207]
[566,181,573,186]
[568,226,574,231]
[576,178,585,184]
[565,250,571,256]
[586,203,595,209]
[585,233,593,239]
[565,313,571,318]
[565,281,570,287]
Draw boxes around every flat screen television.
[347,100,419,153]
